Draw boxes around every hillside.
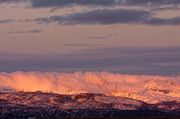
[0,91,179,118]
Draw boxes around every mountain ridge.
[0,91,179,118]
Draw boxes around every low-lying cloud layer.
[0,71,180,103]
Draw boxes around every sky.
[0,0,180,75]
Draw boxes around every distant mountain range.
[1,71,180,104]
[0,91,179,119]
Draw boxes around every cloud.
[30,0,180,8]
[122,0,180,5]
[9,29,42,34]
[0,71,180,103]
[148,16,180,25]
[1,0,180,26]
[1,0,179,11]
[34,8,151,25]
[33,8,180,25]
[86,36,109,40]
[62,43,97,47]
[0,0,26,4]
[0,19,14,24]
[0,47,180,75]
[30,0,118,8]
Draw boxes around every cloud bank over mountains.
[0,71,180,103]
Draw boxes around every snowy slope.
[0,91,179,111]
[0,91,180,118]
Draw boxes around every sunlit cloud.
[0,71,180,103]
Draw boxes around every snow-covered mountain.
[0,91,148,110]
[0,91,179,118]
[0,71,180,118]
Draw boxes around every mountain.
[1,71,180,104]
[0,91,179,118]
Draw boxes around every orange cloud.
[0,71,180,103]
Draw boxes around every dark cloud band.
[1,1,180,26]
[1,0,179,8]
[33,8,180,25]
[0,47,180,75]
[30,0,180,8]
[0,19,14,24]
[0,0,25,4]
[31,0,118,7]
[9,29,42,34]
